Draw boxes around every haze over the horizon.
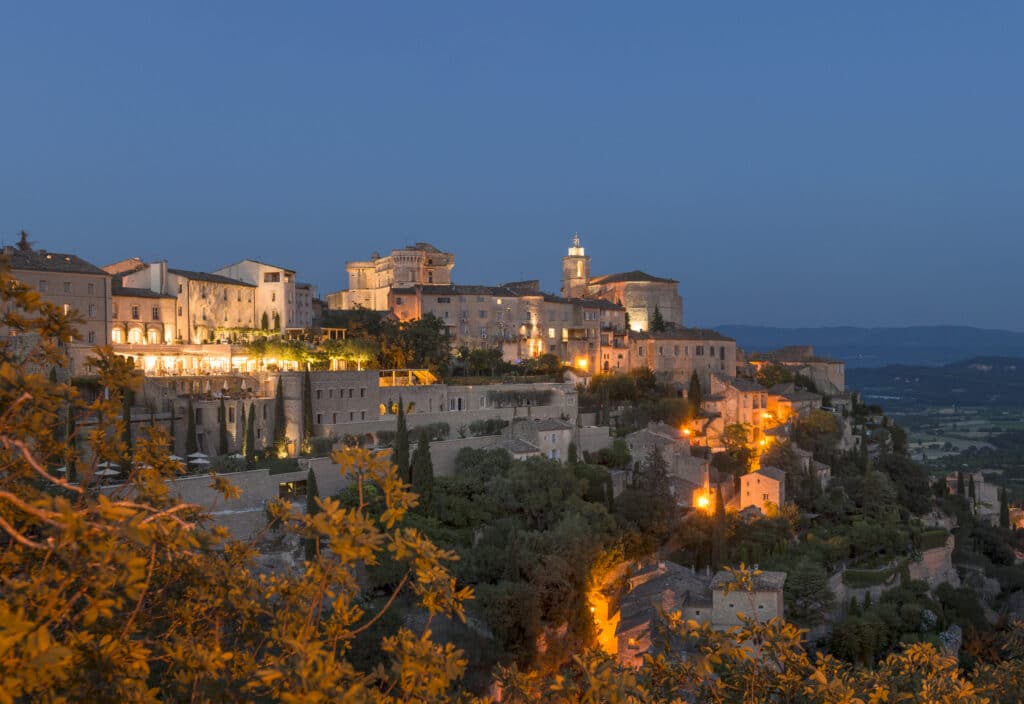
[2,2,1022,331]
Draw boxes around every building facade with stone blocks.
[2,240,112,373]
[749,346,845,394]
[629,328,738,388]
[710,569,786,629]
[704,374,771,444]
[214,259,315,331]
[585,270,683,332]
[111,283,177,345]
[739,466,786,512]
[335,242,455,311]
[115,260,258,343]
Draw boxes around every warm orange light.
[762,412,772,419]
[682,428,691,436]
[759,439,766,446]
[696,495,710,510]
[575,357,588,370]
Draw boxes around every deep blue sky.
[2,3,1022,329]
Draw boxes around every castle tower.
[561,233,590,298]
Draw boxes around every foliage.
[411,432,435,508]
[785,559,835,627]
[688,371,702,408]
[793,409,842,458]
[468,418,509,437]
[650,305,666,332]
[0,262,475,702]
[755,362,795,389]
[272,376,287,456]
[393,397,410,483]
[301,369,314,455]
[217,397,229,456]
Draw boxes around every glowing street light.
[696,494,710,510]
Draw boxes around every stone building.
[612,559,786,668]
[739,466,786,512]
[702,375,770,445]
[113,260,257,343]
[749,346,845,394]
[331,242,455,311]
[214,259,315,331]
[111,281,177,344]
[2,237,112,373]
[561,235,684,331]
[629,329,738,388]
[387,282,626,371]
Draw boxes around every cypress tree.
[261,311,269,330]
[968,475,976,504]
[393,397,410,483]
[245,402,256,465]
[568,441,578,466]
[848,596,861,617]
[273,377,287,457]
[711,489,726,569]
[411,432,434,508]
[168,403,176,454]
[1000,488,1011,530]
[301,369,314,455]
[121,391,132,465]
[239,404,247,457]
[185,399,198,455]
[688,371,703,409]
[650,305,666,332]
[217,398,229,456]
[305,468,321,561]
[956,470,965,496]
[863,591,872,611]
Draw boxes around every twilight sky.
[1,2,1022,330]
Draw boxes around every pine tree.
[711,489,726,569]
[956,470,965,496]
[410,432,434,508]
[393,397,410,483]
[688,371,703,409]
[217,398,229,456]
[305,468,321,561]
[301,369,314,455]
[245,402,256,465]
[650,305,666,332]
[1000,487,1011,530]
[185,399,198,460]
[273,377,287,457]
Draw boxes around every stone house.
[629,329,738,388]
[710,569,787,629]
[214,259,315,331]
[2,239,112,373]
[739,466,786,512]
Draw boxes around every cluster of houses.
[2,230,860,667]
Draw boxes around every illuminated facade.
[214,259,315,331]
[332,242,455,311]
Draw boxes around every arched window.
[111,328,124,344]
[127,328,143,344]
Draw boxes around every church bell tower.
[561,233,591,298]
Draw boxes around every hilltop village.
[3,230,1022,697]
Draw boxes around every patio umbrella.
[169,455,184,462]
[190,457,211,466]
[52,466,67,474]
[95,468,121,477]
[187,452,208,459]
[97,461,120,469]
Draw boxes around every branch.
[351,569,411,637]
[0,513,47,550]
[0,434,84,494]
[122,542,157,637]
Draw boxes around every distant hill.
[847,356,1024,409]
[714,325,1024,368]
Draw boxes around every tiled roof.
[751,466,786,482]
[168,268,256,287]
[5,248,109,276]
[589,270,678,285]
[721,376,767,393]
[631,327,735,342]
[711,569,787,591]
[493,437,541,455]
[112,284,175,300]
[534,417,575,431]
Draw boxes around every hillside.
[715,325,1024,368]
[847,356,1024,409]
